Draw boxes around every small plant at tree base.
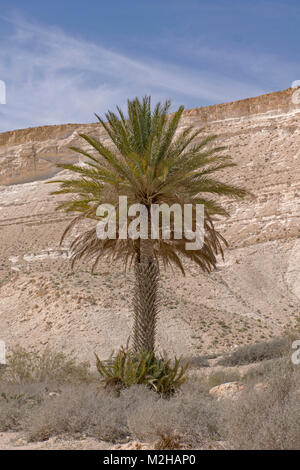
[95,346,188,396]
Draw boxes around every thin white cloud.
[175,42,300,89]
[0,14,267,132]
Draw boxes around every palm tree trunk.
[132,238,159,353]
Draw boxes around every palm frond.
[49,95,249,273]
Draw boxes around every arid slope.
[0,88,299,361]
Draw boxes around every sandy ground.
[0,432,116,450]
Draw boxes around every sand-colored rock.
[209,381,245,400]
[0,88,299,361]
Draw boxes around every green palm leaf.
[49,95,250,353]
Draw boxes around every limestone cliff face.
[1,87,299,248]
[0,88,296,145]
[0,88,299,359]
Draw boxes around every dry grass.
[207,370,241,388]
[217,336,291,366]
[220,356,300,449]
[24,385,128,442]
[0,345,299,449]
[123,381,220,445]
[0,346,90,384]
[0,383,44,431]
[154,431,184,450]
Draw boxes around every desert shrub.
[222,390,300,449]
[217,336,289,366]
[1,344,299,449]
[0,383,43,431]
[1,378,218,446]
[207,370,241,388]
[0,400,25,431]
[0,346,90,384]
[220,357,300,449]
[24,384,128,442]
[242,358,277,383]
[0,347,214,445]
[123,381,220,445]
[187,356,210,368]
[96,346,188,395]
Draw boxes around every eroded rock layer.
[0,88,299,360]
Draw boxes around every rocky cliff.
[0,88,299,360]
[1,87,299,246]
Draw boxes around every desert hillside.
[0,88,299,361]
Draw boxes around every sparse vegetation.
[25,385,128,443]
[220,356,300,449]
[95,346,188,396]
[217,336,290,366]
[0,346,90,384]
[154,430,184,450]
[207,370,241,388]
[1,345,298,449]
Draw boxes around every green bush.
[0,346,90,384]
[95,346,188,396]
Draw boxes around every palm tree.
[49,96,248,354]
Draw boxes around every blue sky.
[0,0,299,132]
